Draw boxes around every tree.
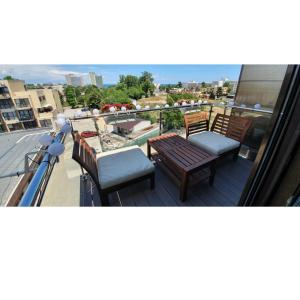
[65,86,78,108]
[119,75,139,88]
[166,94,175,106]
[101,88,131,104]
[3,75,14,80]
[126,86,144,100]
[216,87,223,98]
[223,81,233,94]
[201,82,206,88]
[209,91,216,99]
[80,85,103,107]
[177,81,183,88]
[139,71,155,97]
[163,110,184,130]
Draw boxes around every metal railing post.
[159,110,163,135]
[208,105,213,124]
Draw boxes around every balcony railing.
[0,93,10,99]
[15,103,273,207]
[16,103,31,109]
[19,116,34,121]
[18,132,65,206]
[70,103,273,153]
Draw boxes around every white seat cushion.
[96,146,155,189]
[188,131,240,155]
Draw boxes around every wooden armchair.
[184,112,208,139]
[187,113,252,160]
[72,132,155,206]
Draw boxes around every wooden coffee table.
[147,133,218,201]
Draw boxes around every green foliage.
[209,91,216,99]
[163,110,184,130]
[216,87,223,98]
[126,86,144,100]
[177,81,183,88]
[3,75,14,80]
[166,94,175,106]
[65,85,78,108]
[80,85,103,107]
[223,81,233,93]
[119,75,139,88]
[140,112,157,124]
[201,81,206,88]
[115,72,154,99]
[139,71,155,97]
[167,93,196,102]
[101,88,130,104]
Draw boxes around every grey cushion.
[96,145,155,189]
[188,131,240,155]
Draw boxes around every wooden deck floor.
[81,156,253,207]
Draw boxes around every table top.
[148,133,217,173]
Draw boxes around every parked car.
[80,131,98,138]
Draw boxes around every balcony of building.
[2,111,20,124]
[13,102,270,207]
[0,98,15,112]
[15,98,31,109]
[17,109,35,121]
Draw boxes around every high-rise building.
[89,72,103,88]
[65,74,84,87]
[0,79,63,132]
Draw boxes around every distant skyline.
[0,65,242,85]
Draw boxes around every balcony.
[0,99,15,111]
[18,109,35,121]
[15,100,31,109]
[0,93,10,99]
[13,103,273,207]
[4,117,20,124]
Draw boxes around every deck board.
[81,157,253,207]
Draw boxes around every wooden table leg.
[147,141,151,159]
[209,163,216,186]
[180,172,189,201]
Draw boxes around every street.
[0,128,51,206]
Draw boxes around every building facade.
[182,81,199,90]
[89,72,103,88]
[65,74,84,87]
[0,80,63,133]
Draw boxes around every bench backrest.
[184,112,208,138]
[211,113,252,143]
[72,132,99,186]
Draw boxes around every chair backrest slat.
[211,113,252,143]
[184,112,208,138]
[72,132,99,186]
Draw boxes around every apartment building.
[0,79,63,133]
[89,72,103,88]
[65,74,84,87]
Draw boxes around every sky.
[0,64,241,85]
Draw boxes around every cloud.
[0,65,88,83]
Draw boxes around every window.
[0,99,13,109]
[40,119,52,127]
[18,110,34,120]
[15,98,30,108]
[23,120,37,129]
[39,95,46,102]
[2,111,17,120]
[0,86,9,95]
